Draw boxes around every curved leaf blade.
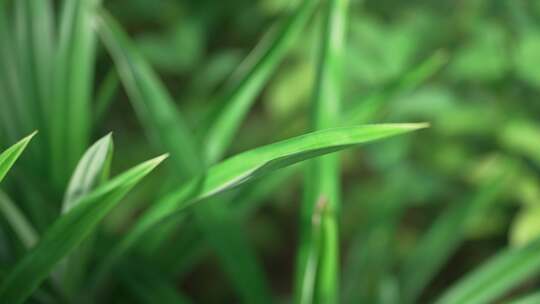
[62,133,114,213]
[96,9,202,177]
[51,0,102,186]
[0,131,36,183]
[57,133,114,298]
[435,238,540,304]
[98,123,428,277]
[203,0,318,164]
[400,167,511,304]
[0,154,166,304]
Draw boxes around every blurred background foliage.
[92,0,540,302]
[3,0,540,303]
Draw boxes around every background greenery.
[1,0,540,303]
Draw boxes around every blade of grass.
[161,50,446,278]
[51,0,102,188]
[62,134,114,213]
[296,0,348,303]
[276,50,448,139]
[188,1,320,297]
[297,196,327,304]
[0,2,22,143]
[0,154,166,304]
[400,165,513,304]
[97,10,271,302]
[57,134,114,299]
[97,10,203,178]
[435,237,540,304]
[202,0,318,164]
[96,124,427,281]
[0,132,36,183]
[14,0,54,166]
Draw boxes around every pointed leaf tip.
[21,131,38,144]
[150,154,169,167]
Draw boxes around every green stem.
[295,0,348,303]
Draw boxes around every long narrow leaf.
[62,134,114,213]
[435,238,540,304]
[51,0,102,186]
[97,10,272,302]
[0,132,36,183]
[0,154,166,304]
[159,50,447,279]
[14,0,54,166]
[0,2,25,143]
[96,124,427,279]
[296,0,348,303]
[400,167,512,303]
[97,10,202,177]
[57,134,114,299]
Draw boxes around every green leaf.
[0,131,36,183]
[98,10,273,302]
[97,124,427,280]
[435,238,540,304]
[400,167,511,304]
[13,0,54,166]
[57,134,114,298]
[62,134,114,213]
[97,9,203,178]
[296,0,348,303]
[202,0,318,164]
[118,263,193,304]
[0,2,27,142]
[0,154,166,304]
[150,124,426,223]
[51,0,102,188]
[187,1,319,299]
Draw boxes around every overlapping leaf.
[0,154,166,304]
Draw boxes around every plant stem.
[295,0,348,303]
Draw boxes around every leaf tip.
[27,130,38,140]
[19,131,38,147]
[150,154,169,167]
[409,122,430,130]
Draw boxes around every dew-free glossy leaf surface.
[0,154,166,304]
[0,132,36,183]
